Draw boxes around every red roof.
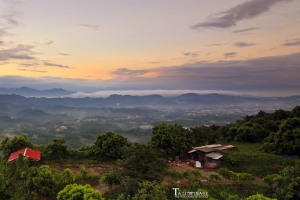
[8,148,41,162]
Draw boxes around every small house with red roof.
[8,148,41,162]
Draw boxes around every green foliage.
[189,125,218,145]
[0,134,33,159]
[219,191,240,200]
[291,106,300,117]
[166,169,183,185]
[209,172,222,181]
[228,123,258,143]
[245,193,276,200]
[120,143,168,182]
[150,123,193,157]
[92,132,129,161]
[221,150,299,176]
[55,168,76,190]
[80,167,88,178]
[100,171,122,190]
[263,165,300,200]
[223,108,299,143]
[130,181,168,200]
[41,138,69,160]
[273,109,291,121]
[74,145,94,159]
[57,183,104,200]
[24,165,58,197]
[263,118,300,156]
[0,173,9,200]
[218,168,255,185]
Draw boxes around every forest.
[0,105,299,200]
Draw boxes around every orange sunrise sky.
[0,0,300,96]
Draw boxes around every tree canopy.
[120,143,168,182]
[263,164,300,200]
[92,132,129,161]
[0,134,33,159]
[150,123,193,157]
[57,184,104,200]
[263,118,300,156]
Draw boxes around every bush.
[221,151,299,176]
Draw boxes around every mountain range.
[0,86,75,97]
[0,92,299,108]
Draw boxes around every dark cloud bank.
[191,0,292,29]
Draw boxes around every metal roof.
[187,149,197,153]
[194,147,216,153]
[205,152,223,159]
[217,145,237,150]
[8,148,41,162]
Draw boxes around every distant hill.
[15,108,72,121]
[0,86,75,97]
[16,108,51,118]
[0,93,299,108]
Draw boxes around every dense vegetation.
[0,106,299,199]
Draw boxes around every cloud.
[0,27,13,37]
[183,51,200,58]
[148,62,161,64]
[69,90,245,98]
[232,27,260,33]
[79,23,99,30]
[2,13,20,25]
[205,43,228,46]
[224,52,237,57]
[58,53,70,56]
[44,62,70,68]
[191,0,291,29]
[19,61,40,67]
[111,68,149,77]
[234,41,257,48]
[1,0,22,26]
[0,52,300,96]
[282,38,300,46]
[0,45,35,61]
[18,69,47,73]
[44,40,53,45]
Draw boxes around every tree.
[246,194,276,200]
[120,143,168,182]
[57,184,104,200]
[273,109,291,121]
[0,174,9,200]
[130,181,168,200]
[42,138,69,160]
[233,123,258,143]
[291,105,300,117]
[25,165,58,198]
[263,118,300,156]
[150,123,193,158]
[55,168,75,190]
[190,126,217,145]
[92,132,129,161]
[0,134,33,159]
[263,165,300,200]
[100,171,122,190]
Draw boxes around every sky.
[0,0,300,96]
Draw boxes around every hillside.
[0,86,75,97]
